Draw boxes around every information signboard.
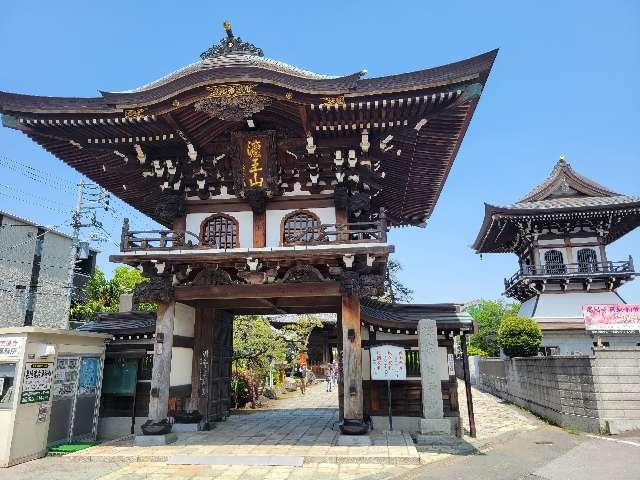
[20,362,54,404]
[582,304,640,332]
[0,337,24,358]
[53,357,79,398]
[370,345,407,381]
[78,357,100,396]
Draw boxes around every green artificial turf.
[48,442,98,454]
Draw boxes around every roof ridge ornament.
[551,154,569,174]
[200,20,264,60]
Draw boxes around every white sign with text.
[370,345,407,381]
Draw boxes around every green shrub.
[467,345,490,357]
[497,315,542,357]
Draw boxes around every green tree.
[377,258,414,304]
[232,315,287,407]
[467,300,520,356]
[281,314,323,361]
[498,315,543,357]
[70,266,155,321]
[233,315,287,372]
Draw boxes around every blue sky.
[1,1,638,304]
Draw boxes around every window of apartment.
[593,341,610,347]
[200,214,239,249]
[282,210,321,244]
[0,363,17,409]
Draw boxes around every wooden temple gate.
[0,21,494,435]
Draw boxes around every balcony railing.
[504,257,635,290]
[120,212,388,253]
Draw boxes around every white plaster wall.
[174,303,195,337]
[186,211,253,248]
[519,297,537,317]
[533,291,622,319]
[541,332,593,356]
[170,347,193,386]
[542,331,640,356]
[265,207,336,247]
[376,332,418,341]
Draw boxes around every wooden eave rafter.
[1,49,497,227]
[472,202,640,253]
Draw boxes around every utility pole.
[64,180,85,325]
[64,181,110,326]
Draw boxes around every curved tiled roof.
[472,157,640,253]
[0,49,497,112]
[518,157,619,202]
[114,55,342,95]
[360,298,473,332]
[511,195,640,210]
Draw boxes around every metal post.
[460,334,476,437]
[387,379,393,431]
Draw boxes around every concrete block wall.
[478,348,640,434]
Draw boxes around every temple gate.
[0,22,495,434]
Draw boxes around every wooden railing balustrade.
[120,218,200,252]
[504,257,636,290]
[120,208,389,252]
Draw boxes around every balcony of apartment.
[503,257,637,299]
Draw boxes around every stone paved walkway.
[459,384,537,441]
[7,381,540,479]
[74,383,420,465]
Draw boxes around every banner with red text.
[582,304,640,332]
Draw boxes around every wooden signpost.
[370,345,407,431]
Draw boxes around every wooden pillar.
[253,211,266,248]
[148,301,175,421]
[189,304,208,415]
[337,310,344,421]
[173,216,186,246]
[335,208,348,243]
[341,294,363,421]
[460,333,477,438]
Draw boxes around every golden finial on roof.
[223,20,231,31]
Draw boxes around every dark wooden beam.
[176,281,342,301]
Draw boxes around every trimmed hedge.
[498,315,543,357]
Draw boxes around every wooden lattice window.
[281,210,321,244]
[544,249,566,275]
[577,248,598,273]
[200,214,239,248]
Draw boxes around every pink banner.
[582,304,640,331]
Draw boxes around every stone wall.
[477,348,640,434]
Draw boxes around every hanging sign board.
[0,337,24,359]
[582,304,640,332]
[20,362,55,404]
[370,345,407,381]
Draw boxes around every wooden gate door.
[207,310,233,421]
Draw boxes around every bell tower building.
[473,157,640,355]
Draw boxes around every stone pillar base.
[420,418,454,435]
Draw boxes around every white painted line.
[585,434,640,448]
